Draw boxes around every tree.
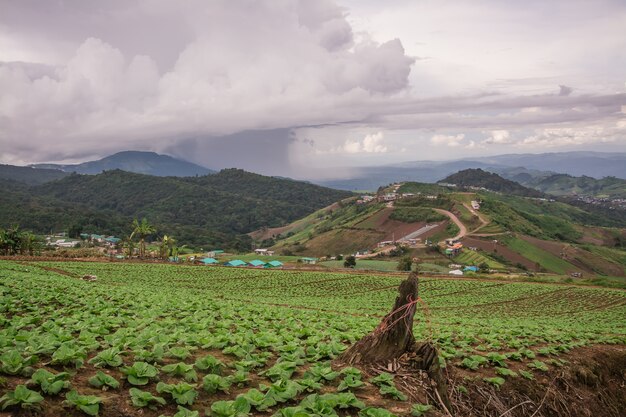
[344,255,356,268]
[19,232,39,256]
[478,262,490,273]
[158,235,178,260]
[68,223,83,239]
[397,256,413,271]
[130,218,156,258]
[122,235,135,258]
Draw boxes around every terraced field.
[0,260,624,417]
[453,250,506,270]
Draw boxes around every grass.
[504,236,578,274]
[454,250,506,269]
[582,245,626,267]
[453,203,481,230]
[320,259,400,271]
[417,262,450,273]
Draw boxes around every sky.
[0,0,625,179]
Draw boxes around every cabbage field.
[0,260,625,416]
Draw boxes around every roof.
[209,249,224,254]
[464,266,479,272]
[225,260,247,267]
[105,237,121,243]
[301,257,318,261]
[249,260,266,267]
[201,258,219,264]
[448,269,463,275]
[266,260,283,267]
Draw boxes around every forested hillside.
[440,168,544,197]
[0,169,352,250]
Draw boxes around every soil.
[520,235,624,277]
[248,202,342,241]
[449,344,626,417]
[461,237,538,271]
[3,345,620,417]
[354,207,431,241]
[576,225,625,247]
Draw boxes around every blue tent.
[265,260,283,268]
[464,266,479,272]
[201,258,219,265]
[225,260,247,267]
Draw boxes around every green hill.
[525,174,626,198]
[440,168,545,197]
[0,169,351,250]
[0,164,70,185]
[32,150,215,177]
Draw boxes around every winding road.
[433,208,467,240]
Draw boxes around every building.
[224,260,247,267]
[254,248,275,256]
[207,250,225,257]
[249,260,266,268]
[377,240,394,248]
[300,257,318,265]
[49,239,80,248]
[471,200,480,210]
[445,242,463,256]
[105,237,121,246]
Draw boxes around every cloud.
[517,125,621,148]
[322,131,388,154]
[430,134,465,147]
[482,130,512,144]
[0,0,625,169]
[0,0,414,163]
[559,85,573,96]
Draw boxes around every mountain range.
[316,151,626,191]
[30,151,214,177]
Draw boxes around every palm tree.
[130,218,156,258]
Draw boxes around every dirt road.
[462,202,490,234]
[433,208,467,240]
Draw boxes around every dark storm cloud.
[0,0,624,169]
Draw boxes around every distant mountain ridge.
[439,169,545,198]
[515,174,626,198]
[31,151,215,177]
[0,164,70,185]
[315,152,626,191]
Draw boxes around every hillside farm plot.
[503,236,580,274]
[0,260,625,417]
[454,250,506,269]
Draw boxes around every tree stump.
[336,272,452,413]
